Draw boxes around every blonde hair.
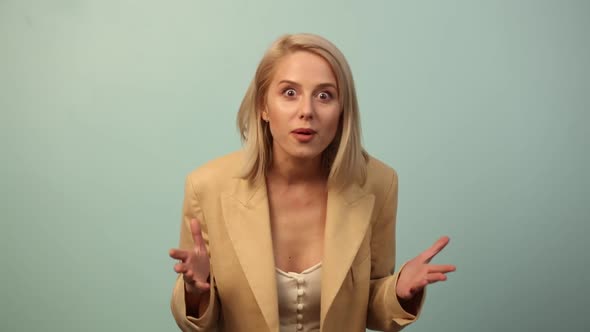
[236,33,368,188]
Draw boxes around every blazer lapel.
[220,178,279,332]
[320,184,375,328]
[220,178,375,331]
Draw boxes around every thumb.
[190,218,205,247]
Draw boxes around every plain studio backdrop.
[1,1,588,331]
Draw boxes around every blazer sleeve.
[366,169,425,332]
[170,175,220,331]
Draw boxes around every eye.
[317,91,333,101]
[283,88,297,97]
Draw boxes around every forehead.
[271,51,337,86]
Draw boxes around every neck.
[268,154,326,186]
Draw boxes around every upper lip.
[292,128,316,134]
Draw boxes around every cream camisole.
[275,262,322,332]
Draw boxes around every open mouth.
[292,128,316,142]
[292,129,316,135]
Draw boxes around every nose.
[299,96,314,120]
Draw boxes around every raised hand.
[169,218,211,294]
[396,236,456,300]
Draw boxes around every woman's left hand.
[396,236,456,300]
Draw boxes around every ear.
[261,110,269,122]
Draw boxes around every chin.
[287,147,323,161]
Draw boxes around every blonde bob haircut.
[237,33,369,188]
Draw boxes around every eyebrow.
[278,80,337,90]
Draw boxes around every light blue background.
[1,1,588,331]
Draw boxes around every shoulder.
[362,154,398,197]
[185,150,244,195]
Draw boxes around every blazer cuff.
[387,262,427,326]
[171,274,219,331]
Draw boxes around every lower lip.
[292,132,315,143]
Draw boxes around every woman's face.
[263,51,342,163]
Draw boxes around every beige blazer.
[171,151,423,332]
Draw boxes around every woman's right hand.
[169,218,211,294]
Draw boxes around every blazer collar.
[221,177,375,332]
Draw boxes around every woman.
[168,33,455,332]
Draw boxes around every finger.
[186,280,210,295]
[428,264,456,274]
[184,273,210,291]
[409,279,429,294]
[190,219,205,247]
[174,263,187,274]
[425,272,448,284]
[169,249,189,261]
[194,280,211,292]
[421,236,450,263]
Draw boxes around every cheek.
[266,115,288,139]
[266,106,301,137]
[267,95,298,115]
[325,108,342,135]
